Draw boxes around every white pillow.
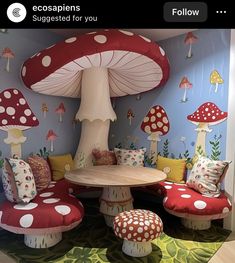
[114,148,146,167]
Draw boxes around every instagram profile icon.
[7,3,27,23]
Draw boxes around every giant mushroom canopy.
[21,29,170,168]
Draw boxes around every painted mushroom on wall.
[46,129,57,152]
[55,102,65,122]
[210,70,224,93]
[187,102,227,158]
[1,48,14,72]
[141,105,170,163]
[179,76,192,103]
[21,29,170,168]
[184,32,198,59]
[0,88,39,157]
[127,109,135,126]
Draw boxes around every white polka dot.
[127,233,132,239]
[94,35,107,44]
[157,112,162,118]
[164,181,173,185]
[39,192,54,197]
[19,98,26,105]
[150,116,156,122]
[122,228,127,233]
[163,197,168,203]
[129,226,134,231]
[87,32,97,35]
[178,188,186,191]
[181,194,191,198]
[43,198,60,204]
[24,109,31,116]
[194,200,207,209]
[14,203,38,210]
[159,47,165,56]
[144,232,149,238]
[139,35,151,42]
[164,185,172,189]
[42,56,51,67]
[2,119,7,125]
[150,108,155,114]
[137,237,142,241]
[32,117,37,121]
[157,121,163,127]
[163,126,169,132]
[55,205,71,215]
[0,106,5,113]
[20,116,27,124]
[127,219,133,224]
[151,123,157,129]
[13,89,18,94]
[119,30,134,36]
[0,211,2,222]
[162,117,168,124]
[116,227,119,232]
[144,126,151,133]
[65,37,77,43]
[22,66,26,77]
[6,107,15,115]
[144,220,150,226]
[19,214,34,228]
[133,221,139,225]
[4,91,11,99]
[144,117,149,122]
[223,207,229,213]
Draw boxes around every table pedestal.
[100,186,133,227]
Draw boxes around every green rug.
[0,198,231,263]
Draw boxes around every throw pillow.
[27,155,51,192]
[92,148,117,165]
[186,156,230,197]
[114,148,146,167]
[1,158,37,203]
[48,154,74,181]
[156,156,186,183]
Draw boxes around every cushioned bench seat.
[147,181,232,229]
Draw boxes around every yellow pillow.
[156,156,186,183]
[48,154,74,181]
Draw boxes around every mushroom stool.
[113,209,163,257]
[0,190,84,248]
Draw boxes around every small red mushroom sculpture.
[2,47,14,72]
[127,109,135,125]
[55,102,65,122]
[21,29,170,168]
[187,102,227,156]
[141,105,170,162]
[0,89,39,157]
[46,129,58,152]
[179,76,192,102]
[184,32,198,58]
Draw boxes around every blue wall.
[110,29,230,162]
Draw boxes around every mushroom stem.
[6,58,10,72]
[187,44,192,58]
[194,122,211,156]
[4,129,26,158]
[50,141,54,152]
[147,133,161,164]
[74,120,110,168]
[122,240,152,257]
[75,67,117,167]
[182,88,187,102]
[215,83,218,93]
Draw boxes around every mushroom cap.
[113,209,163,242]
[187,102,227,125]
[179,77,192,89]
[55,102,66,113]
[210,70,224,84]
[21,29,170,98]
[0,89,39,131]
[141,105,170,135]
[127,109,134,118]
[184,32,198,44]
[2,48,14,58]
[46,129,57,140]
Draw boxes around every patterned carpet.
[0,197,231,263]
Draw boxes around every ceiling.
[50,29,197,41]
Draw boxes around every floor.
[0,232,235,263]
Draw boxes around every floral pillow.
[114,148,146,167]
[186,156,230,197]
[27,155,51,192]
[92,149,117,165]
[1,158,37,203]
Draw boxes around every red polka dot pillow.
[186,156,230,197]
[1,158,37,203]
[114,148,146,167]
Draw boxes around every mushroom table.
[65,165,166,227]
[21,29,170,168]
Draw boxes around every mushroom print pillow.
[114,148,146,167]
[1,158,37,203]
[186,156,230,197]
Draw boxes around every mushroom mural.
[127,108,135,125]
[0,89,39,157]
[21,29,170,168]
[184,32,198,58]
[2,48,14,72]
[187,102,227,156]
[41,103,48,118]
[210,70,224,93]
[179,76,192,102]
[55,102,65,122]
[46,129,57,152]
[141,105,170,162]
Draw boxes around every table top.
[65,165,166,187]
